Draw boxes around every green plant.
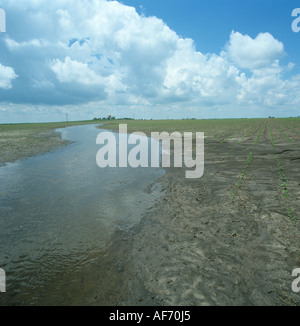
[288,208,295,220]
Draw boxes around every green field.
[1,117,300,167]
[98,118,262,135]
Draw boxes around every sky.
[0,0,300,123]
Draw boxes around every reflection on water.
[0,124,164,305]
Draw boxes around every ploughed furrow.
[205,120,260,155]
[203,120,250,141]
[165,118,300,305]
[269,121,300,223]
[230,120,265,194]
[205,120,254,143]
[280,119,300,133]
[270,120,298,146]
[225,119,300,305]
[145,118,300,306]
[149,118,299,306]
[278,121,300,136]
[223,121,264,157]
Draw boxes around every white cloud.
[0,0,299,120]
[224,31,285,70]
[0,63,18,89]
[162,39,242,103]
[5,38,50,51]
[51,56,105,86]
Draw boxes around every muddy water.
[0,124,164,305]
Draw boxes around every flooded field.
[1,118,300,306]
[0,124,164,305]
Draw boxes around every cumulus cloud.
[224,31,285,70]
[0,0,299,121]
[163,39,242,103]
[51,56,105,86]
[0,63,18,89]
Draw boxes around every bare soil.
[0,129,70,166]
[1,119,299,306]
[87,120,300,306]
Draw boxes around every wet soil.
[1,120,300,306]
[91,120,300,306]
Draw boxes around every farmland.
[0,120,102,166]
[0,117,300,305]
[97,117,300,305]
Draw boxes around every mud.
[1,120,300,306]
[91,121,300,306]
[0,129,70,167]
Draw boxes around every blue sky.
[123,1,296,50]
[0,0,300,123]
[123,0,300,70]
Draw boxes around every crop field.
[1,117,300,305]
[100,117,300,305]
[201,118,300,222]
[100,117,300,228]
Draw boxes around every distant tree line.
[93,115,135,121]
[93,115,116,121]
